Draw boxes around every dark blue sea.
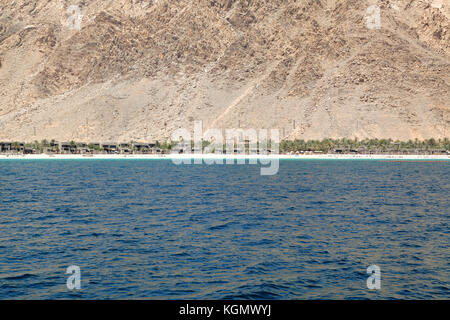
[0,160,448,299]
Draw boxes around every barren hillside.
[0,0,448,142]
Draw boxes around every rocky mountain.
[0,0,448,142]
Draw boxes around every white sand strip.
[0,154,448,160]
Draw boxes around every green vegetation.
[1,138,448,155]
[280,138,450,153]
[87,143,103,152]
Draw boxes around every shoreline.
[0,154,449,160]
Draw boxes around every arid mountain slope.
[0,0,448,142]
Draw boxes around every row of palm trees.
[5,138,450,154]
[280,138,450,153]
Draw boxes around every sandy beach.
[0,154,448,160]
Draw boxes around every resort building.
[0,142,12,153]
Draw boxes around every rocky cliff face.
[0,0,448,142]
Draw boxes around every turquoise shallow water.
[0,160,448,299]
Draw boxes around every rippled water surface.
[0,160,448,299]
